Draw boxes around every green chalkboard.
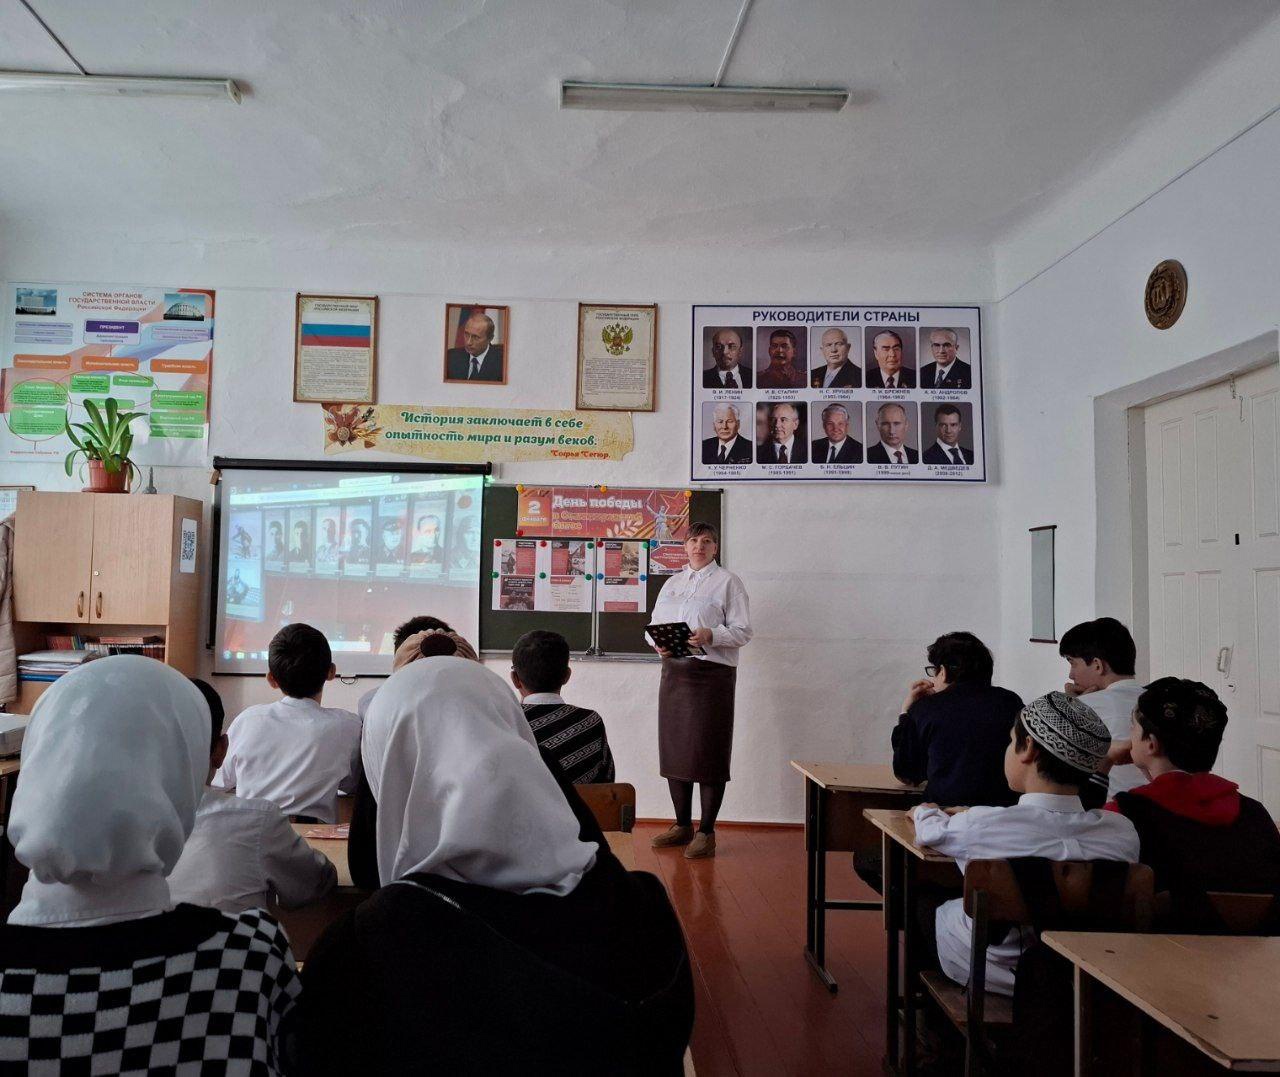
[479,485,722,656]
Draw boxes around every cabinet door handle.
[77,591,85,617]
[95,591,103,619]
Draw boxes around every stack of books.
[17,650,90,684]
[44,634,165,660]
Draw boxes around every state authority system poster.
[691,305,984,483]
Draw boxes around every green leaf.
[64,450,78,477]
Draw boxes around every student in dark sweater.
[853,632,1023,891]
[891,631,1023,806]
[1108,677,1280,931]
[301,658,692,1075]
[512,629,616,786]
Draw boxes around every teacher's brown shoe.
[683,832,716,859]
[650,824,695,848]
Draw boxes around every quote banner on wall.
[1,281,214,465]
[517,486,690,540]
[323,404,633,463]
[691,304,984,483]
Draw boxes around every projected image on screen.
[214,468,484,675]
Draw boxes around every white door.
[1143,362,1280,806]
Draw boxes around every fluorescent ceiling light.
[560,81,847,113]
[0,71,241,103]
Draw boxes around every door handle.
[95,591,103,619]
[77,591,84,618]
[1216,646,1232,674]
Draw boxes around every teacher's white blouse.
[649,562,752,667]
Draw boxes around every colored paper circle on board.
[650,539,658,547]
[494,539,501,546]
[491,571,498,578]
[539,572,546,579]
[515,484,524,492]
[640,574,647,581]
[539,540,547,546]
[587,542,595,549]
[596,572,603,579]
[684,490,692,498]
[516,529,524,537]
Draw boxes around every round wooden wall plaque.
[1145,260,1187,330]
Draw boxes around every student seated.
[1060,616,1144,797]
[348,626,484,890]
[214,622,361,823]
[357,614,456,719]
[0,656,299,1072]
[168,678,337,913]
[301,657,694,1075]
[1109,677,1280,929]
[912,692,1139,995]
[512,629,616,785]
[892,631,1024,807]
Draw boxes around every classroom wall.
[991,104,1280,701]
[1,229,1000,822]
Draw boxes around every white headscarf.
[364,656,597,895]
[8,655,209,927]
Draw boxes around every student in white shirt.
[170,679,336,913]
[647,522,752,859]
[214,623,362,823]
[1059,617,1146,796]
[912,692,1139,996]
[357,615,456,719]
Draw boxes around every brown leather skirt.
[658,657,737,783]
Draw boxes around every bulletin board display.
[480,484,723,656]
[692,304,985,483]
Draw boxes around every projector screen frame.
[208,456,491,672]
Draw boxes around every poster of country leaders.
[1,281,214,467]
[691,304,984,483]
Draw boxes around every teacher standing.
[648,522,752,859]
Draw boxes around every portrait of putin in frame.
[444,304,508,384]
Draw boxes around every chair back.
[577,782,637,833]
[1205,890,1280,934]
[964,858,1154,932]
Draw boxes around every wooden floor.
[632,821,888,1077]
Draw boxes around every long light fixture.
[0,71,241,103]
[560,81,847,113]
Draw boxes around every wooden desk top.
[0,757,19,779]
[790,760,922,794]
[862,808,954,862]
[295,826,636,885]
[1043,932,1280,1070]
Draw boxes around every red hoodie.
[1105,771,1241,825]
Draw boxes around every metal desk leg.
[804,777,817,955]
[803,779,839,992]
[884,833,904,1072]
[902,851,919,1077]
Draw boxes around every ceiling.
[0,0,1276,253]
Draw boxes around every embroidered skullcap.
[1020,691,1110,774]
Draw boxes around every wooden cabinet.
[12,492,204,713]
[11,493,95,623]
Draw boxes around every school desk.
[282,826,638,962]
[864,807,958,1076]
[1043,931,1280,1074]
[789,761,924,992]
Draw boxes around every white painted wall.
[992,105,1280,701]
[1,232,999,822]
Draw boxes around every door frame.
[1095,330,1278,681]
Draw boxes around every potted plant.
[64,398,144,493]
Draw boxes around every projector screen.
[213,464,484,675]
